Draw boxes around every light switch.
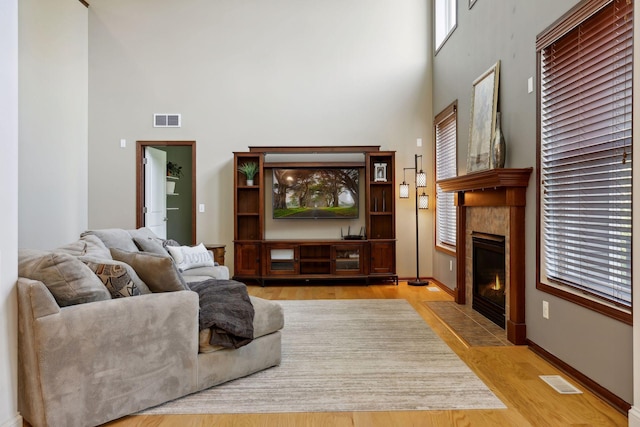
[527,77,534,94]
[416,138,422,147]
[120,139,126,148]
[199,204,205,213]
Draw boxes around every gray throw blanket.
[187,279,255,349]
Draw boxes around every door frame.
[136,140,196,244]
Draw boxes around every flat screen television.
[272,168,359,219]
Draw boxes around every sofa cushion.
[79,256,152,295]
[133,236,168,256]
[81,229,139,252]
[198,296,284,353]
[181,265,230,281]
[166,243,215,271]
[18,250,111,307]
[110,248,187,293]
[84,261,141,298]
[127,227,160,241]
[55,234,112,259]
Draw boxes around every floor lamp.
[400,154,429,286]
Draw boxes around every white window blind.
[435,104,457,249]
[538,0,633,307]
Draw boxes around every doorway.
[136,141,196,245]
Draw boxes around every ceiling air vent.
[154,114,181,128]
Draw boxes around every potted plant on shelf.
[166,161,183,194]
[238,162,259,186]
[167,161,183,178]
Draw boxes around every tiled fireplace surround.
[438,168,533,345]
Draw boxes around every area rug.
[140,299,505,414]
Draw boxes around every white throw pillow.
[166,243,215,271]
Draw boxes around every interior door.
[144,147,167,238]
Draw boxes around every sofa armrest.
[18,278,199,427]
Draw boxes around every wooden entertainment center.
[233,146,397,285]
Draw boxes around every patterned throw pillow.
[85,261,141,298]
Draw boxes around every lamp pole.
[407,154,428,286]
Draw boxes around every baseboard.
[427,277,456,297]
[0,413,23,427]
[526,339,630,414]
[629,406,640,426]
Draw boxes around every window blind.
[539,0,633,307]
[435,104,457,249]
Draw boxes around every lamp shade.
[399,182,410,198]
[418,192,429,209]
[416,170,427,188]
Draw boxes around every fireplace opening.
[472,233,506,328]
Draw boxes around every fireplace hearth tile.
[423,301,512,347]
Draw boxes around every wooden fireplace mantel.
[437,167,532,345]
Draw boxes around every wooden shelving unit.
[233,146,397,285]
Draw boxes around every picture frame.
[374,163,387,182]
[467,60,500,173]
[469,0,477,9]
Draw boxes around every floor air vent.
[154,114,181,128]
[539,375,582,394]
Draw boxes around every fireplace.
[437,168,532,344]
[472,233,506,328]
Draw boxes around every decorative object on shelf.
[341,226,365,240]
[374,197,378,212]
[467,60,500,173]
[400,154,429,286]
[166,180,176,194]
[238,162,259,186]
[382,190,386,212]
[166,161,183,178]
[374,163,387,182]
[490,112,506,169]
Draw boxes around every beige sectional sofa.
[17,228,284,427]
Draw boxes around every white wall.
[0,0,20,424]
[18,0,89,250]
[88,0,433,278]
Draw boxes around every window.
[434,0,457,53]
[537,0,633,322]
[435,102,457,253]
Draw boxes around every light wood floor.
[104,282,628,427]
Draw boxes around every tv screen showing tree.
[272,168,359,219]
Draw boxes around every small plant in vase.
[166,162,183,194]
[166,161,184,179]
[238,162,259,185]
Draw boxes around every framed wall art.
[374,163,387,182]
[467,60,500,173]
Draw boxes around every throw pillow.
[18,250,111,307]
[84,261,141,298]
[110,248,187,293]
[166,243,215,271]
[78,256,152,294]
[133,236,168,256]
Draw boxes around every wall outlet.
[449,260,453,271]
[542,300,549,319]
